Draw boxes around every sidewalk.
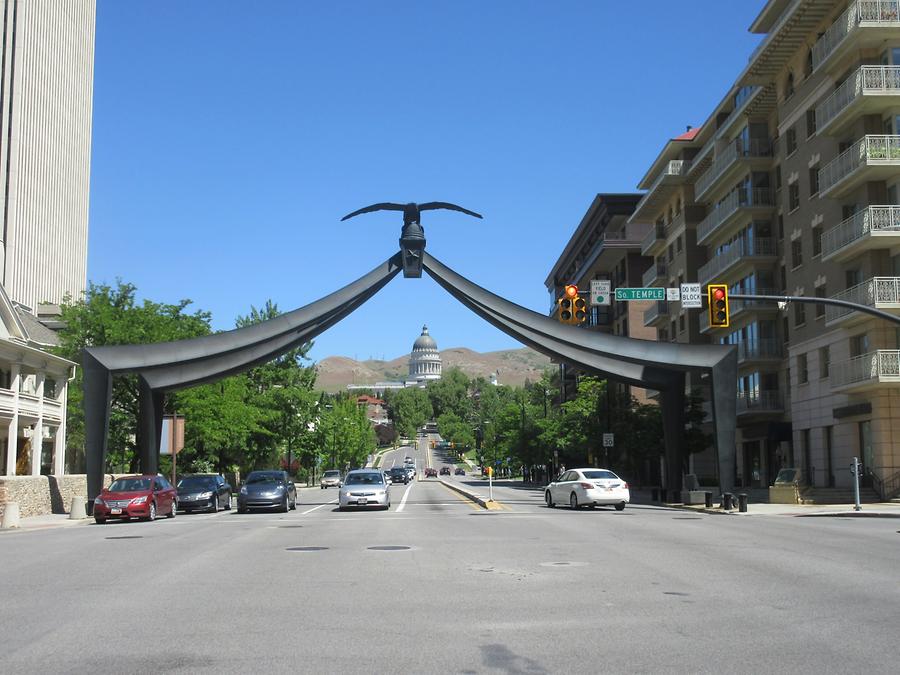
[662,500,900,517]
[0,512,93,533]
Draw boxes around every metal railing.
[816,66,900,131]
[640,223,667,255]
[643,301,668,326]
[736,338,784,361]
[821,205,900,258]
[871,467,900,500]
[697,237,777,283]
[736,390,782,413]
[697,188,774,243]
[641,261,667,289]
[731,288,780,316]
[831,349,900,388]
[633,161,690,217]
[825,277,900,322]
[695,138,772,199]
[819,135,900,194]
[812,1,900,71]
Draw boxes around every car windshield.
[177,477,215,489]
[390,468,405,474]
[345,473,384,485]
[323,471,340,478]
[582,470,618,480]
[246,472,282,484]
[108,478,151,492]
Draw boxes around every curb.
[438,479,494,510]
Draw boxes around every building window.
[809,166,819,197]
[806,108,817,138]
[780,265,787,293]
[795,301,806,327]
[676,236,683,253]
[812,225,822,256]
[778,214,784,240]
[0,369,9,389]
[797,353,808,384]
[44,378,57,399]
[786,126,797,155]
[789,183,800,211]
[679,314,685,333]
[819,346,830,378]
[784,72,795,100]
[815,285,826,319]
[791,239,803,268]
[850,333,869,357]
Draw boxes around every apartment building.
[622,0,900,497]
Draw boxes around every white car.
[545,468,630,511]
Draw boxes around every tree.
[426,368,471,420]
[385,387,432,438]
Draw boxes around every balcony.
[694,138,773,201]
[640,223,668,257]
[736,390,783,417]
[632,160,691,221]
[816,66,900,136]
[697,237,778,285]
[700,288,780,333]
[819,135,900,199]
[0,390,63,424]
[831,350,900,392]
[696,188,775,245]
[641,261,668,289]
[736,338,784,365]
[825,277,900,326]
[822,205,900,262]
[643,301,669,327]
[812,1,900,75]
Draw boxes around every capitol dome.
[408,325,442,383]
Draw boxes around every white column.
[54,374,68,475]
[7,365,20,475]
[31,372,44,476]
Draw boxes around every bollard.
[1,501,20,528]
[738,493,748,513]
[69,496,87,520]
[722,493,734,510]
[651,488,659,502]
[704,491,713,508]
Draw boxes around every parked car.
[338,469,391,510]
[424,467,437,477]
[320,469,343,489]
[93,474,177,524]
[545,468,630,511]
[177,474,232,512]
[388,467,409,484]
[237,470,297,513]
[439,466,451,476]
[454,468,466,476]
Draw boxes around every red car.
[424,467,438,477]
[93,474,178,524]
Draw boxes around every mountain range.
[314,347,553,392]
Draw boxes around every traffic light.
[558,284,585,324]
[708,284,729,328]
[573,294,587,324]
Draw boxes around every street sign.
[681,283,702,308]
[590,280,610,306]
[615,287,665,301]
[666,287,681,301]
[603,433,614,448]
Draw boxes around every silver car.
[338,470,391,510]
[320,469,342,489]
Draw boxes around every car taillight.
[579,482,593,489]
[622,482,628,489]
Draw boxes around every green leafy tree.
[426,368,471,420]
[385,387,432,438]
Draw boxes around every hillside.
[315,347,553,392]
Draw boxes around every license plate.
[111,508,122,515]
[357,498,368,505]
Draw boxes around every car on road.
[424,467,437,477]
[177,474,232,512]
[405,464,416,480]
[404,456,413,464]
[320,469,343,489]
[388,467,409,484]
[454,468,466,476]
[338,469,391,510]
[545,468,630,511]
[439,466,451,476]
[93,474,177,524]
[237,470,297,513]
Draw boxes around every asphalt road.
[2,443,899,673]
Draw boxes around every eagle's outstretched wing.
[418,202,483,219]
[341,203,406,221]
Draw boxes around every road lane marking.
[301,500,337,515]
[396,481,415,512]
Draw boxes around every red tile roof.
[673,127,700,141]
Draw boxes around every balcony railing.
[697,188,774,244]
[822,205,900,259]
[642,261,667,289]
[736,338,784,361]
[695,138,772,199]
[816,66,900,132]
[736,390,782,414]
[818,135,900,195]
[697,237,777,284]
[813,1,900,72]
[643,301,669,326]
[825,276,900,323]
[831,350,900,388]
[640,223,668,256]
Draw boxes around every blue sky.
[89,0,762,362]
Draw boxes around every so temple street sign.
[615,287,665,301]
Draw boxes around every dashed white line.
[301,500,337,515]
[396,481,415,512]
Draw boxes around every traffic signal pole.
[728,293,900,327]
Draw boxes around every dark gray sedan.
[237,470,297,513]
[177,474,232,512]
